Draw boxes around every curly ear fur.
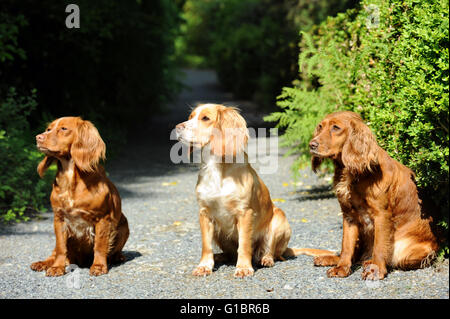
[37,156,55,178]
[341,118,379,174]
[71,120,106,172]
[210,107,249,158]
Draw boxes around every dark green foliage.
[266,0,449,246]
[0,88,54,222]
[0,0,181,222]
[181,0,298,109]
[1,0,181,127]
[178,0,356,109]
[0,12,27,63]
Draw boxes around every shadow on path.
[293,184,335,202]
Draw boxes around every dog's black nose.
[309,140,319,150]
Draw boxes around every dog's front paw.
[361,261,386,280]
[314,255,339,267]
[31,260,54,272]
[326,265,351,278]
[90,264,108,276]
[46,266,66,277]
[261,256,275,267]
[192,266,212,276]
[234,266,254,278]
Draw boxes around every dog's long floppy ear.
[71,119,106,172]
[37,156,55,178]
[311,156,323,173]
[210,107,249,157]
[341,117,379,174]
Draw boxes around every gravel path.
[0,69,448,299]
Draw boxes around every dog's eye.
[332,125,341,131]
[202,116,209,121]
[46,128,51,132]
[61,127,67,131]
[317,124,322,131]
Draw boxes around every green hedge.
[266,0,449,236]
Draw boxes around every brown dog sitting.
[307,111,438,280]
[175,104,326,278]
[30,117,129,276]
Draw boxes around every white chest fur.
[196,160,241,233]
[197,162,237,200]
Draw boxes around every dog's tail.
[283,247,336,259]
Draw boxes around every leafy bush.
[266,0,449,234]
[0,88,54,223]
